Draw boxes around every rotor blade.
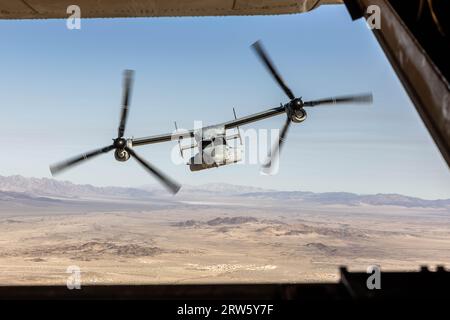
[262,117,292,169]
[125,147,181,194]
[118,69,135,138]
[303,93,373,107]
[251,41,295,100]
[50,145,115,176]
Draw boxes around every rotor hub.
[113,137,127,149]
[292,98,304,109]
[287,98,307,123]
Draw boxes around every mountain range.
[237,191,450,208]
[0,175,152,199]
[0,174,449,209]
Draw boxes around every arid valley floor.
[0,176,449,285]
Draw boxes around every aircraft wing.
[221,105,286,129]
[0,0,342,19]
[131,105,286,146]
[131,129,195,147]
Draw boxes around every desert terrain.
[0,175,449,285]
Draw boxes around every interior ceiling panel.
[0,0,342,19]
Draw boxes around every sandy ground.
[0,200,449,285]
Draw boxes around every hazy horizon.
[2,173,450,201]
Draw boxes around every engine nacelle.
[114,149,130,162]
[290,108,307,123]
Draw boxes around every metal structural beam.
[0,0,341,19]
[0,267,448,299]
[344,0,450,166]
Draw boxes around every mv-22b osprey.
[50,41,373,194]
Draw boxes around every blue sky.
[0,5,449,199]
